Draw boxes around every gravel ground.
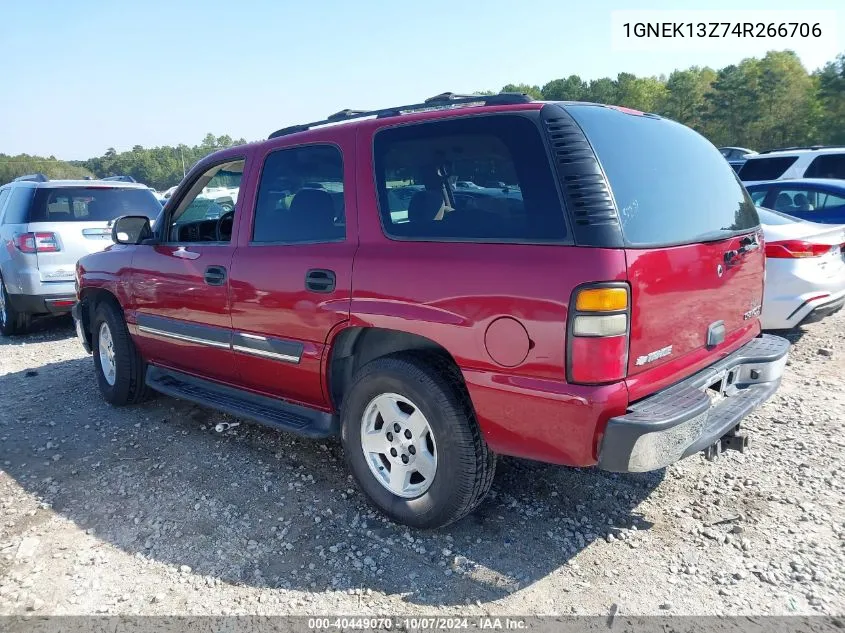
[0,312,843,617]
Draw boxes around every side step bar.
[146,366,338,438]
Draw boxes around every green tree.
[500,83,543,100]
[541,75,587,101]
[815,53,845,145]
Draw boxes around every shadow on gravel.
[1,353,662,607]
[0,314,74,346]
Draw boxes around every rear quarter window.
[1,187,35,225]
[567,105,759,246]
[804,154,845,179]
[373,115,567,243]
[738,156,798,181]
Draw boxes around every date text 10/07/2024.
[622,22,822,38]
[307,617,528,630]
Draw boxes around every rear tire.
[91,301,147,405]
[341,353,495,529]
[0,275,31,336]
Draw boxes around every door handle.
[204,265,227,286]
[305,269,336,293]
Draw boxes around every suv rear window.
[373,115,567,243]
[567,105,759,246]
[29,187,161,223]
[804,153,845,179]
[738,156,798,181]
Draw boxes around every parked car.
[744,179,845,225]
[739,146,845,185]
[0,174,162,335]
[719,146,757,173]
[71,93,789,528]
[757,206,845,330]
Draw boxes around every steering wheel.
[216,211,235,242]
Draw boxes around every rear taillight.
[13,232,60,253]
[566,284,630,385]
[765,240,832,259]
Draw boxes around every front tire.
[91,301,147,405]
[341,354,495,529]
[0,275,31,336]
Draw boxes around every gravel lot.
[1,312,843,617]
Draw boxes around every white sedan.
[759,207,845,330]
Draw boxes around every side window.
[0,189,11,223]
[2,187,35,224]
[804,154,845,179]
[771,188,817,213]
[738,156,798,182]
[816,191,845,210]
[374,115,566,242]
[252,145,345,244]
[748,189,768,205]
[165,159,244,243]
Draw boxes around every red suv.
[72,93,789,528]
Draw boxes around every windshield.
[29,187,161,222]
[567,105,759,246]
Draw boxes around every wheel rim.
[98,322,117,386]
[360,392,438,498]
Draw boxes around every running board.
[145,366,338,438]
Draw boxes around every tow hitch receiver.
[703,428,749,461]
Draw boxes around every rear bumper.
[795,293,845,326]
[7,292,77,315]
[597,334,790,473]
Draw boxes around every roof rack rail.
[13,173,48,182]
[102,175,137,183]
[758,145,845,154]
[268,92,534,139]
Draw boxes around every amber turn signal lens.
[575,287,628,312]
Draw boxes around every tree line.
[494,50,844,151]
[1,50,843,189]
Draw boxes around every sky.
[0,0,842,160]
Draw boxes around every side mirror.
[112,215,153,245]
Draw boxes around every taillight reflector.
[13,232,60,253]
[765,240,832,259]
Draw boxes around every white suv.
[739,146,845,186]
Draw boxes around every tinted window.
[567,105,758,246]
[747,188,768,205]
[374,115,566,242]
[166,159,244,243]
[29,187,161,223]
[772,187,845,215]
[2,187,35,224]
[738,156,798,181]
[253,145,345,244]
[804,154,845,179]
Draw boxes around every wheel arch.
[325,326,465,411]
[78,287,124,340]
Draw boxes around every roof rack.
[102,175,137,182]
[758,145,845,154]
[268,92,534,139]
[13,173,48,182]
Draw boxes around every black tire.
[341,353,495,529]
[0,275,31,336]
[91,300,147,405]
